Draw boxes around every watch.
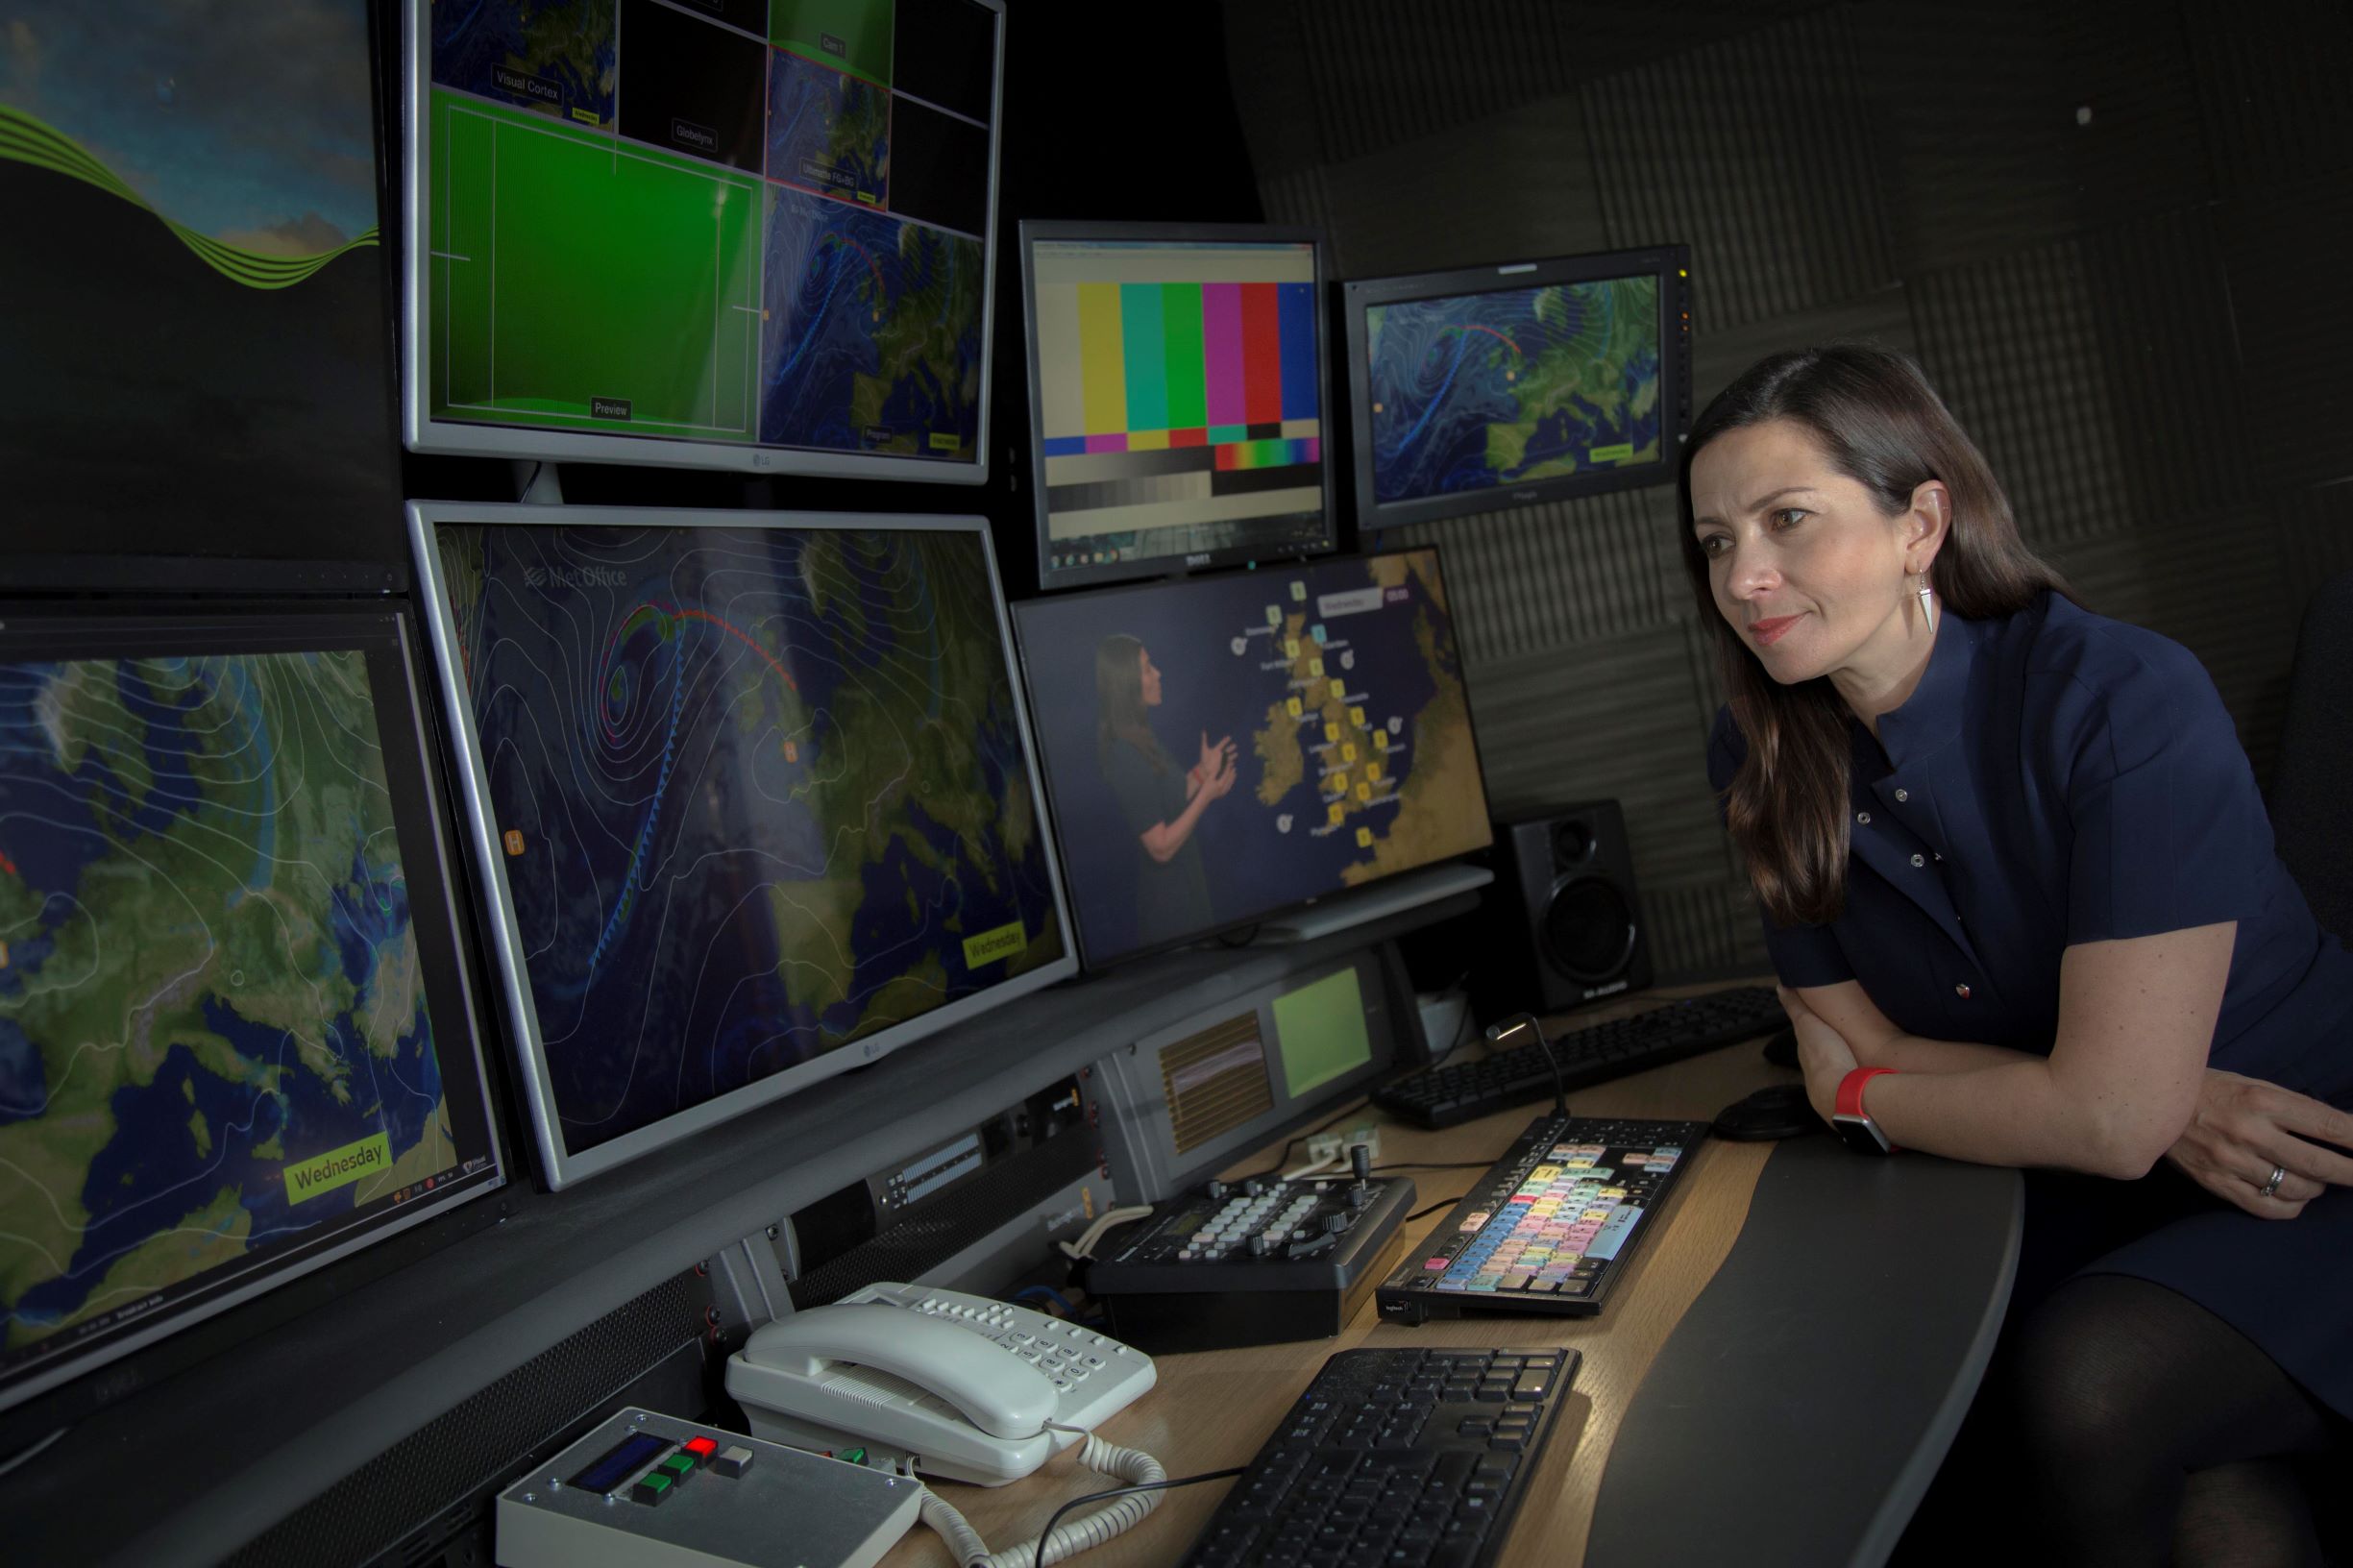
[1832,1066,1900,1155]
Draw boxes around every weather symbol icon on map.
[1231,637,1247,655]
[1388,717,1405,734]
[1276,813,1294,833]
[1340,650,1356,670]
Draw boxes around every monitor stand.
[512,458,564,504]
[1254,862,1492,944]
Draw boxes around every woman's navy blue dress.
[1707,589,2353,1418]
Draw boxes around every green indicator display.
[1273,967,1374,1096]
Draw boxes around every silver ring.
[2260,1165,2288,1198]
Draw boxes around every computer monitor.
[1341,246,1694,531]
[0,3,404,556]
[1013,548,1492,969]
[401,0,1005,481]
[409,502,1074,1188]
[0,604,505,1415]
[1020,221,1337,591]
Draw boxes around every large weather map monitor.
[1022,222,1337,592]
[403,0,1004,480]
[1342,246,1694,530]
[0,606,503,1415]
[410,502,1073,1188]
[1014,549,1492,969]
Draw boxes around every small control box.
[495,1407,920,1568]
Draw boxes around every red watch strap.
[1836,1066,1896,1120]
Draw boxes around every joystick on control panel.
[1081,1168,1417,1353]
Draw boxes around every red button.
[682,1436,720,1458]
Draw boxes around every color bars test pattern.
[1033,241,1323,544]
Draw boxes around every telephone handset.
[724,1282,1158,1487]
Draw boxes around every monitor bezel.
[0,601,508,1416]
[1340,244,1694,531]
[407,501,1079,1190]
[399,0,1005,484]
[1020,219,1341,594]
[1011,543,1494,972]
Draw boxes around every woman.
[1686,347,2353,1564]
[1094,633,1238,951]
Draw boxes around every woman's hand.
[1199,747,1239,801]
[2164,1069,2353,1219]
[1780,986,1858,1123]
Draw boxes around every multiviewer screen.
[424,516,1067,1183]
[1028,235,1332,583]
[1362,272,1664,507]
[420,0,997,467]
[0,611,502,1412]
[1015,549,1490,968]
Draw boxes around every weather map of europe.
[432,0,619,126]
[0,652,458,1366]
[434,524,1064,1157]
[1367,275,1663,505]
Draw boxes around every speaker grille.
[1160,1013,1275,1156]
[1543,877,1637,982]
[224,1274,700,1568]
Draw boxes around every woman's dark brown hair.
[1678,346,2073,927]
[1094,633,1173,774]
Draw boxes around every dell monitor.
[410,502,1073,1188]
[1341,246,1694,531]
[403,0,1004,480]
[1013,548,1492,968]
[0,604,505,1415]
[1021,221,1337,591]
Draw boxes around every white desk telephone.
[724,1282,1158,1486]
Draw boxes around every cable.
[1011,1284,1083,1319]
[0,1426,67,1480]
[1026,1464,1249,1568]
[1485,1012,1567,1115]
[1279,1154,1336,1182]
[1241,1099,1365,1182]
[918,1427,1180,1568]
[1057,1205,1155,1262]
[1407,1191,1475,1223]
[1372,1161,1494,1172]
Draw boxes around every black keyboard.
[1181,1345,1578,1568]
[1373,985,1785,1129]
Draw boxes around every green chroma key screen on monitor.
[413,0,1002,474]
[1273,967,1374,1097]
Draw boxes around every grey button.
[1911,853,1926,868]
[1955,983,1972,998]
[1894,788,1910,802]
[1856,811,1872,825]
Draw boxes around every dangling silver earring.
[1912,573,1938,637]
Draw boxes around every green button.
[661,1454,696,1478]
[632,1472,673,1506]
[843,1447,868,1466]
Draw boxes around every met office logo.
[524,564,626,590]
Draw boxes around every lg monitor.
[1014,548,1492,969]
[0,604,505,1415]
[402,0,1004,481]
[1021,221,1337,591]
[1341,246,1694,531]
[409,502,1073,1188]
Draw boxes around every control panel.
[1081,1150,1415,1352]
[495,1408,919,1568]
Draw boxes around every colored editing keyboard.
[1376,1115,1709,1321]
[1373,985,1785,1129]
[1180,1346,1578,1568]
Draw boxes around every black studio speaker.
[1472,801,1653,1019]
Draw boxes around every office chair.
[2269,570,2353,945]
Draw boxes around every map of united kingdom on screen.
[434,523,1065,1156]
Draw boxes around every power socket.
[1305,1126,1381,1166]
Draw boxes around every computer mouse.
[1759,1024,1798,1068]
[1711,1082,1825,1141]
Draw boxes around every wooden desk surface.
[878,982,1889,1568]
